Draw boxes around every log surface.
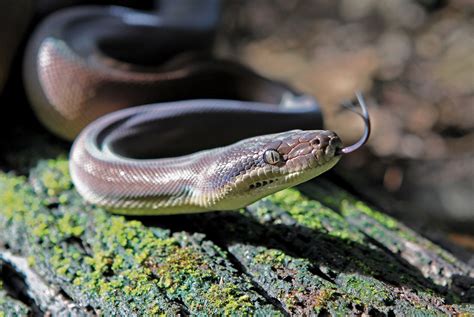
[0,139,473,316]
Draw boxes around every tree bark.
[0,154,473,316]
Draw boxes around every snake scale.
[23,0,370,215]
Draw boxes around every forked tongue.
[338,91,371,154]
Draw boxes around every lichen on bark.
[0,156,472,315]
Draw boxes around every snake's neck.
[70,135,230,214]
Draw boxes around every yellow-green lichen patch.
[72,213,184,312]
[202,284,254,315]
[266,188,365,243]
[57,212,85,237]
[0,164,182,314]
[337,274,394,308]
[152,246,215,293]
[2,155,471,315]
[254,249,286,266]
[303,182,413,240]
[33,157,72,197]
[31,162,273,314]
[80,208,278,314]
[146,242,265,315]
[0,173,38,221]
[229,244,359,315]
[243,188,442,313]
[302,181,467,270]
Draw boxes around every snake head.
[211,129,343,210]
[213,91,371,210]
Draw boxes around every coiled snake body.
[24,1,369,215]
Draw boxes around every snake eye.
[264,149,281,165]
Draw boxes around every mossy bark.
[0,149,473,315]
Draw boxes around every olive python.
[23,1,370,215]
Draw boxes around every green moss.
[79,200,262,314]
[267,188,364,243]
[254,249,286,266]
[24,167,333,312]
[353,201,397,229]
[0,173,37,220]
[1,155,467,315]
[308,182,462,265]
[153,246,215,293]
[203,284,253,315]
[30,213,53,239]
[57,213,85,237]
[308,182,412,239]
[231,244,360,315]
[338,274,394,307]
[1,164,175,314]
[38,158,72,196]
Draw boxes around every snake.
[23,1,370,215]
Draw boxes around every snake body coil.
[24,2,368,215]
[70,100,341,214]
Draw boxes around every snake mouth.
[332,143,344,157]
[248,178,280,190]
[324,138,343,158]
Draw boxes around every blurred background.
[1,0,472,260]
[217,0,474,261]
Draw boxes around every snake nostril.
[311,138,321,146]
[311,135,330,148]
[330,136,342,146]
